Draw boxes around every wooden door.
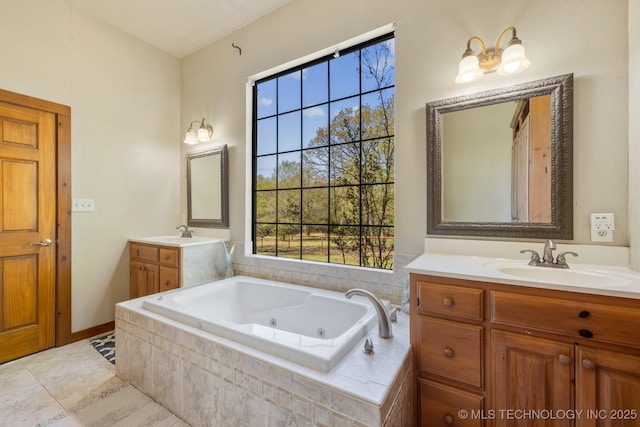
[511,116,529,221]
[527,96,552,223]
[576,347,640,427]
[492,330,574,427]
[0,101,56,363]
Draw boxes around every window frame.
[251,32,395,270]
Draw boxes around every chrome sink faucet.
[345,289,393,339]
[176,224,192,238]
[520,239,578,268]
[542,239,557,264]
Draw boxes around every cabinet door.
[492,330,573,427]
[576,347,640,427]
[130,261,159,298]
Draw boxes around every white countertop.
[406,252,640,299]
[129,235,222,247]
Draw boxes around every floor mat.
[89,333,115,364]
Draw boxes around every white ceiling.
[67,0,294,58]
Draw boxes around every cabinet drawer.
[418,316,483,388]
[492,291,640,348]
[159,248,179,267]
[159,266,179,292]
[417,281,483,321]
[420,379,484,427]
[130,244,158,262]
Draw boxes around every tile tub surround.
[231,242,416,306]
[115,295,414,426]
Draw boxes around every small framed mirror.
[187,145,229,228]
[426,74,573,239]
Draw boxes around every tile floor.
[0,334,189,427]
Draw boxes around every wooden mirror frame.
[187,145,229,228]
[426,73,573,239]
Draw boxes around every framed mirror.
[426,74,573,239]
[187,145,229,228]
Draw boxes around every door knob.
[30,238,52,247]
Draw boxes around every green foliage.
[255,38,395,269]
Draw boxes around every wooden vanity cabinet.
[410,273,640,427]
[575,347,640,426]
[491,330,574,427]
[412,278,486,426]
[129,243,181,298]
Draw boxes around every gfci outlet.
[72,198,95,212]
[590,213,614,242]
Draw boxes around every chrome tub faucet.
[345,289,393,339]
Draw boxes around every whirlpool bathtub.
[141,275,379,371]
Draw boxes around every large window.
[253,34,395,269]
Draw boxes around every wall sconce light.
[183,118,213,145]
[455,26,530,84]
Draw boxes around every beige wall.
[442,103,513,222]
[183,0,629,259]
[0,0,634,333]
[0,1,181,332]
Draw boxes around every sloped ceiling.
[67,0,294,58]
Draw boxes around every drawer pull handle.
[442,297,453,307]
[443,347,454,358]
[558,354,571,365]
[582,359,596,370]
[443,414,454,425]
[579,310,590,318]
[578,329,594,339]
[136,249,140,257]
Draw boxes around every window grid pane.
[253,34,395,270]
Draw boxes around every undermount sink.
[484,262,632,288]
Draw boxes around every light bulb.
[183,130,198,145]
[497,43,530,75]
[197,127,211,142]
[455,54,483,84]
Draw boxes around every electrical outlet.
[590,213,614,242]
[72,198,95,212]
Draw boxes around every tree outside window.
[253,35,395,270]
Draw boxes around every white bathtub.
[140,275,379,371]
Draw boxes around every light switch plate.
[72,198,95,212]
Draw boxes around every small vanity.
[128,235,224,298]
[407,243,640,426]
